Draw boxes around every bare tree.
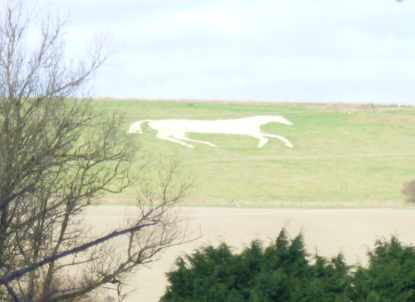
[0,1,193,301]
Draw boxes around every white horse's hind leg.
[172,133,218,147]
[262,133,293,148]
[156,133,195,148]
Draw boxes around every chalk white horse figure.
[127,115,294,149]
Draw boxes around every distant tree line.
[161,229,415,302]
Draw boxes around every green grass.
[92,99,415,206]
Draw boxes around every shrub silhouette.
[402,180,415,202]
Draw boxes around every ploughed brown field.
[83,205,415,302]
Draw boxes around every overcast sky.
[57,0,415,104]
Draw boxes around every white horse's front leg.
[262,133,293,148]
[248,134,269,148]
[257,137,269,148]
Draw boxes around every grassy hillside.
[93,99,415,206]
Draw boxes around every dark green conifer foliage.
[161,231,415,302]
[352,236,415,302]
[160,229,350,302]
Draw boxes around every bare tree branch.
[0,222,158,284]
[1,281,20,302]
[0,185,33,211]
[0,1,194,301]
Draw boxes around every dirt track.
[83,206,415,302]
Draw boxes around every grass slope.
[93,99,415,206]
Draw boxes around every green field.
[93,99,415,206]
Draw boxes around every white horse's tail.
[126,120,151,134]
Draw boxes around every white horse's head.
[255,115,293,126]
